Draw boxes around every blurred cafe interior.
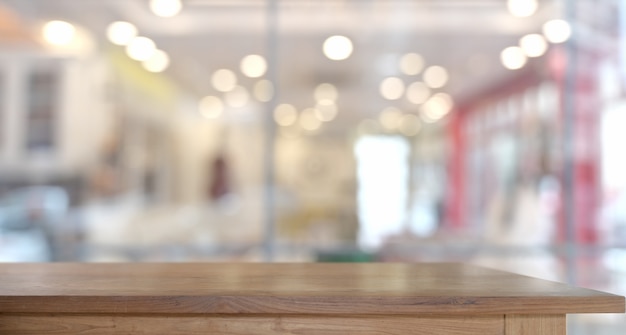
[0,0,625,332]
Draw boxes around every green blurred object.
[316,250,376,262]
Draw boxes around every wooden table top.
[0,262,623,315]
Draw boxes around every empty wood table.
[0,262,623,334]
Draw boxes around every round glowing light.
[254,80,274,102]
[399,53,424,75]
[106,21,137,46]
[314,83,338,101]
[519,34,548,58]
[507,0,538,18]
[422,93,454,122]
[406,81,431,105]
[199,96,223,119]
[399,114,422,136]
[323,35,353,61]
[379,107,403,130]
[150,0,182,18]
[43,20,76,46]
[240,54,267,78]
[274,104,298,126]
[379,77,405,100]
[126,36,157,61]
[423,66,449,89]
[500,46,527,70]
[225,86,249,108]
[314,100,338,122]
[211,69,237,92]
[300,108,322,131]
[142,49,170,73]
[542,19,571,44]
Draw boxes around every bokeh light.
[314,83,338,102]
[500,46,527,70]
[519,34,548,58]
[142,49,170,73]
[379,77,405,100]
[323,35,353,61]
[300,108,322,131]
[106,21,137,46]
[507,0,538,18]
[126,36,157,61]
[211,69,237,92]
[423,66,449,89]
[150,0,182,18]
[274,104,298,126]
[314,100,338,122]
[542,19,572,44]
[43,20,76,46]
[240,54,267,78]
[406,81,431,105]
[399,53,424,76]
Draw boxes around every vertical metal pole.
[263,0,278,262]
[563,0,577,285]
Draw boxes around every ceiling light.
[399,53,424,76]
[43,20,76,46]
[150,0,182,18]
[406,81,430,105]
[199,96,223,119]
[422,93,453,121]
[126,36,157,61]
[423,66,449,89]
[106,21,137,46]
[519,34,548,58]
[225,86,249,108]
[323,35,353,61]
[507,0,538,18]
[241,54,267,78]
[211,69,237,92]
[500,46,527,70]
[314,83,338,101]
[142,49,170,73]
[254,80,274,102]
[274,104,298,126]
[379,77,405,100]
[542,19,572,44]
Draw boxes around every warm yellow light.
[225,86,249,108]
[500,46,527,70]
[323,35,353,61]
[314,100,338,122]
[406,81,430,105]
[142,49,170,73]
[507,0,538,18]
[423,66,449,89]
[379,107,403,130]
[314,83,338,101]
[211,69,237,92]
[399,53,424,75]
[300,108,322,131]
[150,0,182,18]
[519,34,548,58]
[199,96,223,119]
[379,77,405,100]
[421,93,454,122]
[240,54,267,78]
[126,36,157,61]
[274,104,298,126]
[399,114,422,136]
[542,19,571,44]
[43,20,76,46]
[106,21,137,46]
[254,80,274,102]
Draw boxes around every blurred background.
[0,0,625,332]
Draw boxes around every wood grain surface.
[505,314,565,335]
[0,263,623,315]
[0,314,505,335]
